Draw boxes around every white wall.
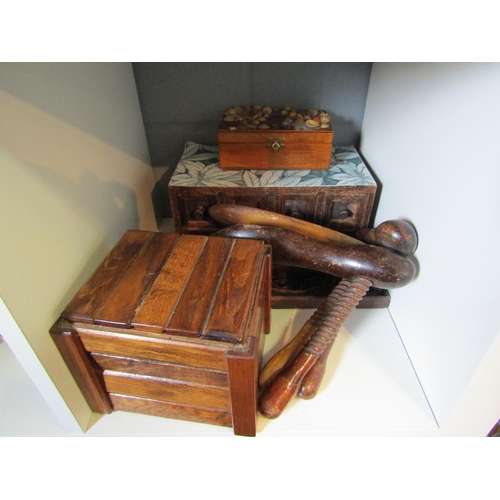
[360,63,500,427]
[0,63,157,430]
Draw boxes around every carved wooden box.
[168,142,387,308]
[218,106,333,170]
[50,230,271,437]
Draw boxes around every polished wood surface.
[92,354,229,387]
[166,237,235,336]
[259,276,373,418]
[227,337,262,436]
[355,220,418,256]
[63,230,151,323]
[213,224,416,289]
[50,318,113,414]
[259,278,353,389]
[207,204,418,419]
[297,331,334,400]
[209,204,364,246]
[131,235,208,332]
[94,232,178,328]
[103,372,231,410]
[259,311,319,389]
[169,186,378,308]
[203,238,268,342]
[52,230,271,436]
[218,130,333,170]
[77,325,229,371]
[110,394,233,428]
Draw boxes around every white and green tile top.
[169,141,376,188]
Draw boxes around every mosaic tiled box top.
[169,142,376,188]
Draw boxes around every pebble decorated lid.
[218,105,332,131]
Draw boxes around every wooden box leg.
[50,317,113,414]
[227,338,260,437]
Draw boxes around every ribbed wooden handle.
[259,277,371,418]
[259,278,352,389]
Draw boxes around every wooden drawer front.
[323,192,375,232]
[170,187,375,236]
[103,371,231,411]
[174,193,220,233]
[76,327,229,371]
[172,189,267,234]
[92,354,229,388]
[110,394,233,428]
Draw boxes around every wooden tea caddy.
[50,230,271,437]
[218,106,333,170]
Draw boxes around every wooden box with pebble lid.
[50,230,272,436]
[218,105,333,170]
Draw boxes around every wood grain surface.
[166,236,235,337]
[50,318,112,414]
[203,239,264,342]
[92,353,228,387]
[131,235,208,331]
[62,230,151,323]
[110,394,233,428]
[77,326,229,371]
[94,233,178,327]
[104,372,231,410]
[218,130,333,170]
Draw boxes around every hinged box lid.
[62,231,270,344]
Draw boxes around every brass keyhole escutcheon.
[267,137,285,152]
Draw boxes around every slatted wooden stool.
[51,230,271,436]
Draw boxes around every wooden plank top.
[94,232,178,328]
[62,231,268,343]
[131,235,208,332]
[62,230,153,323]
[202,238,265,342]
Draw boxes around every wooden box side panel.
[92,354,229,387]
[218,142,332,170]
[110,394,233,428]
[218,130,333,170]
[76,326,229,371]
[103,372,231,410]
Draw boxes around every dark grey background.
[132,62,373,218]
